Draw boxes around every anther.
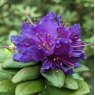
[56,70,58,72]
[41,68,44,70]
[26,43,29,46]
[44,56,46,59]
[43,43,45,46]
[56,57,59,60]
[47,34,51,36]
[53,58,56,61]
[71,66,74,69]
[36,33,39,36]
[82,51,85,53]
[47,48,50,50]
[60,63,63,65]
[38,45,41,48]
[74,36,77,38]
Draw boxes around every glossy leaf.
[0,92,14,95]
[16,79,45,95]
[0,49,7,63]
[74,65,89,73]
[0,80,16,94]
[0,64,14,80]
[72,73,83,80]
[64,77,78,90]
[40,80,90,95]
[0,72,13,80]
[12,66,40,83]
[2,58,37,69]
[41,69,65,88]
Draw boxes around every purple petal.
[54,38,70,55]
[74,62,81,67]
[13,53,33,62]
[41,60,52,72]
[68,24,82,41]
[65,69,74,75]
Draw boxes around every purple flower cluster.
[11,12,86,75]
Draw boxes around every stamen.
[73,43,92,48]
[36,34,51,51]
[36,33,43,44]
[59,57,74,66]
[77,39,82,41]
[56,60,74,68]
[25,12,34,25]
[0,46,16,50]
[73,50,83,52]
[31,37,41,45]
[46,34,51,46]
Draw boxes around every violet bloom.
[11,12,87,75]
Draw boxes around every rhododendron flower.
[11,12,88,75]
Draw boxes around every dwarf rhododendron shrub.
[11,12,89,75]
[0,12,91,95]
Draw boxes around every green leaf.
[0,80,16,94]
[74,65,89,73]
[0,64,18,75]
[16,79,45,95]
[41,80,90,95]
[64,77,79,90]
[65,80,90,95]
[0,71,13,80]
[0,64,14,80]
[72,73,83,80]
[12,66,41,83]
[0,92,14,95]
[44,79,53,86]
[0,49,8,63]
[41,69,65,88]
[0,68,19,75]
[2,58,37,69]
[0,49,12,63]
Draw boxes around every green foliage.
[40,80,89,95]
[12,66,41,83]
[0,80,16,94]
[41,69,65,88]
[64,77,79,90]
[72,73,83,80]
[0,49,12,63]
[2,58,37,68]
[0,64,14,80]
[0,53,91,95]
[74,65,89,73]
[16,79,45,95]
